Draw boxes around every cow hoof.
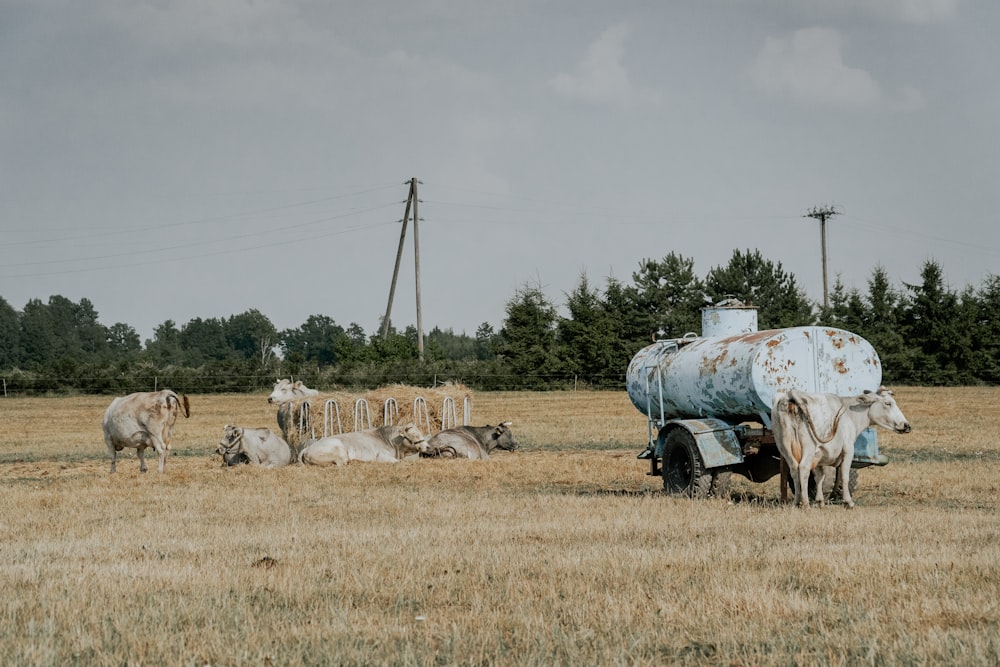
[844,502,855,510]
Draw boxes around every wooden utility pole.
[804,205,840,310]
[381,178,424,362]
[412,179,424,362]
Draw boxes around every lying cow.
[268,378,319,404]
[773,386,911,509]
[423,422,519,460]
[216,425,291,468]
[298,423,427,466]
[102,390,191,473]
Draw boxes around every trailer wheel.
[815,466,858,503]
[661,429,730,499]
[786,466,858,503]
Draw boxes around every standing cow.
[268,379,319,404]
[772,386,911,509]
[216,425,291,468]
[298,423,427,466]
[102,390,191,473]
[423,422,519,460]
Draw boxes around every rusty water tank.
[626,304,883,425]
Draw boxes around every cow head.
[268,379,318,404]
[268,379,294,404]
[217,425,248,465]
[858,387,912,434]
[490,421,520,452]
[398,422,428,455]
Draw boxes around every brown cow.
[423,422,519,460]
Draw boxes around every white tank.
[626,326,883,424]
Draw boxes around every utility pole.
[381,178,424,362]
[804,205,840,310]
[412,179,424,362]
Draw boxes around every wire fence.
[1,369,995,397]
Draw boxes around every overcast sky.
[2,0,997,342]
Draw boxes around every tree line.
[1,249,997,394]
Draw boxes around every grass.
[1,387,998,665]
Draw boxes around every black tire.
[800,466,859,503]
[661,429,730,499]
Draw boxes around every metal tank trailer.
[627,300,889,498]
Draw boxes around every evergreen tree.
[860,266,911,383]
[474,322,497,361]
[705,249,814,329]
[971,274,1000,383]
[495,283,560,387]
[901,260,975,384]
[0,297,20,368]
[557,273,618,384]
[627,253,705,337]
[819,275,864,332]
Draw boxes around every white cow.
[216,425,291,468]
[772,386,911,509]
[298,423,427,467]
[268,379,319,404]
[102,390,191,473]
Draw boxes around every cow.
[268,378,319,404]
[216,425,292,468]
[298,423,428,467]
[772,386,911,509]
[423,422,519,460]
[102,390,191,473]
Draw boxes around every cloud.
[841,0,960,24]
[550,22,660,110]
[745,0,960,24]
[749,27,924,111]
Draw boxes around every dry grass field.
[1,387,998,666]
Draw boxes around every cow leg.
[813,465,828,508]
[796,463,811,508]
[137,446,148,473]
[106,437,118,473]
[152,440,167,473]
[838,450,855,509]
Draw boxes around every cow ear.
[857,392,878,405]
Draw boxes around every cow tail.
[166,391,191,418]
[789,393,842,445]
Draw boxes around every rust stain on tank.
[824,329,845,349]
[700,346,729,375]
[833,359,848,374]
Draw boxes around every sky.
[2,0,998,343]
